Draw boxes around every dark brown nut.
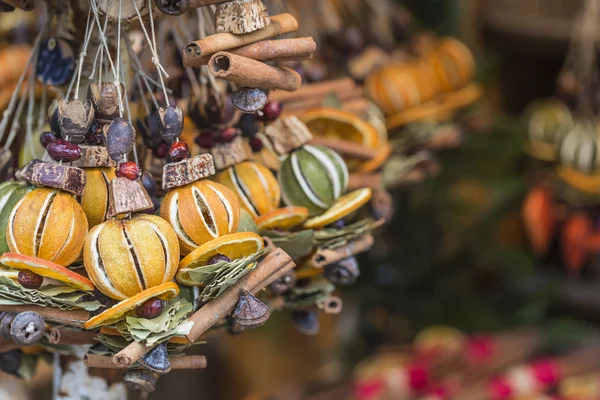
[17,270,43,289]
[9,312,45,345]
[232,87,268,113]
[31,162,86,196]
[87,82,124,122]
[57,99,94,143]
[47,139,81,162]
[157,106,184,143]
[104,117,135,162]
[153,0,189,15]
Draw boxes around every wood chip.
[203,136,253,170]
[263,116,312,155]
[107,178,153,217]
[162,154,216,189]
[215,0,270,34]
[15,159,41,183]
[31,163,86,196]
[71,146,116,168]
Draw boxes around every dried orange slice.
[178,232,264,271]
[255,207,309,230]
[300,108,381,171]
[0,253,94,291]
[84,282,180,330]
[557,166,600,194]
[303,188,372,229]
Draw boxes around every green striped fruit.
[278,145,349,216]
[0,181,34,254]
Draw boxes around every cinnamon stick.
[195,37,317,65]
[209,52,301,92]
[309,136,378,160]
[281,86,364,111]
[317,296,343,315]
[85,354,208,369]
[183,14,298,66]
[269,78,358,103]
[2,0,33,11]
[0,305,89,328]
[113,249,295,367]
[309,234,375,269]
[48,328,98,345]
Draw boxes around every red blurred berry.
[18,270,43,289]
[219,127,239,143]
[169,141,190,162]
[260,102,283,122]
[136,297,165,319]
[249,137,264,152]
[40,131,57,148]
[195,131,216,149]
[47,139,81,162]
[152,142,169,158]
[116,161,140,180]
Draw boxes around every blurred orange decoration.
[521,187,556,257]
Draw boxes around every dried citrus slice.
[255,207,309,230]
[300,108,381,171]
[303,188,372,229]
[355,143,392,173]
[179,232,264,271]
[557,166,600,194]
[0,252,94,291]
[0,268,19,281]
[84,282,180,330]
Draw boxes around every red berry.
[195,132,216,149]
[260,102,283,122]
[249,137,264,152]
[115,161,140,180]
[207,253,231,265]
[169,141,189,162]
[46,139,81,162]
[152,142,169,158]
[40,131,57,148]
[18,270,43,289]
[219,127,239,143]
[136,297,166,319]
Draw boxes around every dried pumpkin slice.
[557,166,600,194]
[255,207,309,230]
[0,252,94,291]
[303,188,372,229]
[178,232,264,271]
[84,282,180,330]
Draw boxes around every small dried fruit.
[232,87,268,113]
[169,141,190,162]
[205,95,236,125]
[141,171,157,196]
[219,127,240,143]
[115,161,141,180]
[136,297,166,319]
[105,118,135,161]
[153,142,169,158]
[195,132,217,149]
[158,106,184,142]
[207,254,231,265]
[46,139,82,162]
[39,131,57,148]
[260,101,283,122]
[238,114,259,137]
[17,270,43,289]
[249,137,263,152]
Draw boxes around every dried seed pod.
[124,369,159,392]
[57,99,94,143]
[153,0,189,15]
[36,37,75,86]
[324,256,360,285]
[161,154,216,189]
[31,163,87,196]
[104,117,135,161]
[215,0,271,34]
[87,82,124,123]
[0,350,22,376]
[107,177,154,217]
[232,87,268,113]
[232,289,270,328]
[0,313,15,340]
[139,342,171,374]
[268,270,297,295]
[158,106,184,142]
[10,312,45,345]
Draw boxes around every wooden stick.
[195,37,317,65]
[183,14,299,66]
[269,78,358,103]
[113,249,295,367]
[2,0,33,11]
[282,86,365,111]
[48,328,98,345]
[209,52,301,92]
[0,305,89,328]
[309,136,378,161]
[85,354,208,370]
[309,234,375,269]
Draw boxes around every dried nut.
[47,139,82,162]
[268,271,296,295]
[139,342,171,374]
[105,117,135,161]
[31,163,87,196]
[153,0,189,15]
[168,141,189,162]
[162,154,216,189]
[17,270,43,289]
[40,131,57,148]
[57,99,95,143]
[124,369,159,392]
[232,87,268,113]
[87,82,124,122]
[158,106,184,142]
[136,297,165,319]
[232,289,270,328]
[115,161,141,181]
[249,137,263,152]
[10,312,45,345]
[238,114,259,137]
[291,310,319,336]
[260,101,283,122]
[324,256,360,286]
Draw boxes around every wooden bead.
[57,99,94,143]
[263,116,312,155]
[31,163,86,196]
[71,145,116,168]
[87,82,124,123]
[162,154,215,189]
[205,136,252,170]
[158,106,184,143]
[104,118,135,161]
[215,0,270,34]
[107,177,153,217]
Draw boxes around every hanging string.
[89,0,119,81]
[171,25,202,100]
[124,36,160,110]
[73,8,95,100]
[88,7,110,80]
[115,0,124,117]
[119,36,138,164]
[25,28,43,160]
[37,84,47,131]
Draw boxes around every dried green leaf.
[313,218,380,249]
[283,278,335,309]
[261,229,315,259]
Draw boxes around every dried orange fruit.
[178,232,264,272]
[561,213,593,276]
[0,252,94,291]
[84,282,180,330]
[303,188,372,229]
[522,187,555,257]
[81,167,116,229]
[255,207,309,230]
[300,108,381,171]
